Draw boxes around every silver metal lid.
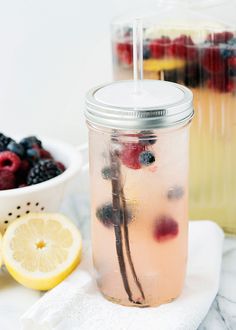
[85,80,193,130]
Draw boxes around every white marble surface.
[199,237,236,330]
[0,193,235,330]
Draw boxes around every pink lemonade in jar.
[85,80,193,307]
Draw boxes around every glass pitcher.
[111,0,236,234]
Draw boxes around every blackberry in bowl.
[0,133,83,233]
[0,134,65,190]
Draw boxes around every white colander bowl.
[0,138,84,233]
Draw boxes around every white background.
[0,0,154,144]
[0,0,235,144]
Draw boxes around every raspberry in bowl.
[0,133,83,233]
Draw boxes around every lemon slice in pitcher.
[2,213,82,290]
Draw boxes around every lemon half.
[2,213,82,290]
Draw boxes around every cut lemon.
[143,58,185,72]
[2,213,82,290]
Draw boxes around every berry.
[139,151,155,166]
[16,173,27,187]
[0,133,13,151]
[171,35,197,60]
[20,136,42,149]
[0,151,21,173]
[184,73,200,88]
[101,166,112,180]
[227,37,236,46]
[27,159,62,185]
[167,186,184,200]
[123,27,132,37]
[96,203,113,227]
[116,42,133,65]
[143,44,151,59]
[186,45,199,61]
[207,74,235,93]
[0,169,16,190]
[228,56,236,76]
[184,63,201,88]
[229,69,236,77]
[228,56,236,68]
[39,148,52,159]
[26,148,40,163]
[32,145,52,159]
[220,44,234,59]
[163,69,178,83]
[138,130,157,146]
[207,31,234,44]
[7,141,25,158]
[120,143,145,169]
[202,46,225,73]
[16,160,30,186]
[96,203,131,228]
[19,159,30,172]
[56,161,66,172]
[153,216,179,242]
[150,36,171,59]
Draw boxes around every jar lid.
[85,80,193,130]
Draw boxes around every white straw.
[133,18,143,94]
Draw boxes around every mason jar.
[85,80,193,307]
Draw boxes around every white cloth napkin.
[21,221,224,330]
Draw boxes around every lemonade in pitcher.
[111,1,236,234]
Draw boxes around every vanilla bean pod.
[110,147,134,303]
[121,190,145,302]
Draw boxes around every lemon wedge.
[143,58,185,72]
[2,213,82,290]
